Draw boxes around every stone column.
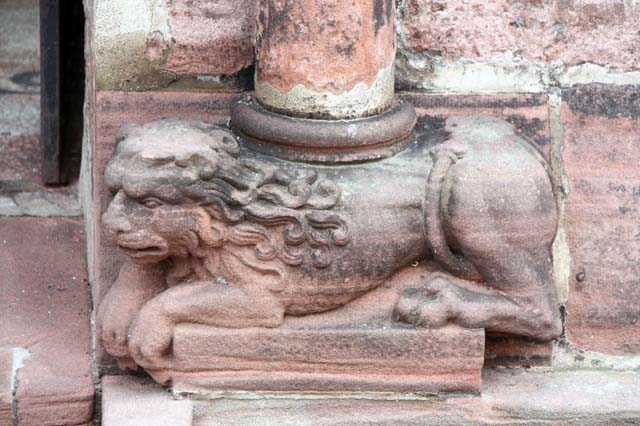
[255,0,396,119]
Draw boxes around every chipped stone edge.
[11,348,31,425]
[549,92,571,304]
[396,54,640,94]
[553,340,640,371]
[173,389,456,402]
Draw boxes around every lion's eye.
[142,198,163,208]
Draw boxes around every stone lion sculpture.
[98,116,562,370]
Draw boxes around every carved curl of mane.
[108,118,351,270]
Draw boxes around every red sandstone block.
[402,93,551,159]
[399,0,640,72]
[562,85,640,355]
[169,370,640,425]
[102,376,192,426]
[163,0,258,75]
[166,324,483,393]
[0,218,94,425]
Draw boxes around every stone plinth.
[154,324,483,394]
[102,370,640,426]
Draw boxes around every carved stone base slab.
[150,323,484,394]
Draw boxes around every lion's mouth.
[116,237,168,260]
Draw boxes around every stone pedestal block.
[154,324,484,394]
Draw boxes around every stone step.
[0,217,94,426]
[102,369,640,426]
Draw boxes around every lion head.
[102,118,350,284]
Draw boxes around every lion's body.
[98,116,562,368]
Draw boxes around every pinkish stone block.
[109,370,640,425]
[164,0,258,76]
[403,93,551,159]
[0,218,94,425]
[102,376,192,426]
[0,350,11,426]
[399,0,640,72]
[562,85,640,355]
[166,325,483,393]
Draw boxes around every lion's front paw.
[394,277,461,328]
[98,299,139,359]
[128,303,175,369]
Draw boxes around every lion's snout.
[102,191,133,237]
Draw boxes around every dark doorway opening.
[40,0,85,185]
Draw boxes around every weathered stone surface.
[481,369,640,423]
[484,337,553,368]
[0,0,39,69]
[562,85,640,355]
[0,181,81,217]
[0,218,94,425]
[0,94,39,137]
[399,0,640,72]
[164,0,257,76]
[90,0,640,92]
[150,265,485,394]
[0,350,11,426]
[0,135,41,184]
[168,326,483,393]
[408,94,556,366]
[94,0,257,91]
[405,93,556,366]
[403,93,551,157]
[0,92,68,216]
[92,91,238,367]
[102,376,192,426]
[102,370,640,425]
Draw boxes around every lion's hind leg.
[406,116,562,340]
[394,270,562,341]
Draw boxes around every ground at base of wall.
[102,369,640,426]
[0,217,94,426]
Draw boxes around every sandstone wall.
[85,0,640,368]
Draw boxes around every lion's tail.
[424,142,481,281]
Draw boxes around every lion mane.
[105,118,351,276]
